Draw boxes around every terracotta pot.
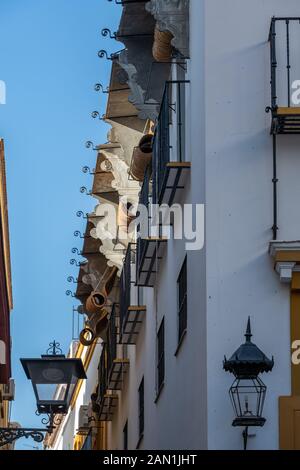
[130,134,153,181]
[85,266,118,314]
[118,201,136,231]
[139,134,153,154]
[86,291,106,314]
[79,309,109,346]
[152,27,173,62]
[80,327,95,347]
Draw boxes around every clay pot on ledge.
[85,266,118,314]
[85,291,106,314]
[129,134,153,182]
[152,27,173,62]
[79,309,109,346]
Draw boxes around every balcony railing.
[107,303,129,390]
[152,80,191,205]
[136,166,167,287]
[119,244,146,344]
[268,17,300,134]
[97,344,118,422]
[96,304,129,421]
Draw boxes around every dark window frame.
[123,420,128,450]
[138,377,144,439]
[177,256,187,344]
[157,318,165,394]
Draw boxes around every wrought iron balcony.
[268,17,300,134]
[96,305,129,421]
[152,80,191,205]
[97,344,118,422]
[119,244,146,344]
[106,304,129,390]
[136,165,167,287]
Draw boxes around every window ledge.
[154,382,165,404]
[175,330,187,357]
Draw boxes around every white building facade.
[47,0,300,451]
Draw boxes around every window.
[178,257,187,343]
[138,377,144,438]
[157,318,165,392]
[123,421,128,450]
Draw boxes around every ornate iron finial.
[245,317,252,343]
[66,290,76,297]
[82,166,94,175]
[46,341,62,356]
[76,211,88,219]
[98,49,124,60]
[91,111,105,121]
[85,141,97,151]
[74,230,91,239]
[71,247,82,256]
[94,83,109,93]
[101,28,116,39]
[67,276,78,284]
[74,230,83,238]
[98,49,111,60]
[70,259,85,267]
[80,186,92,196]
[107,0,128,4]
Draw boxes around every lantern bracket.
[0,427,46,448]
[242,427,256,451]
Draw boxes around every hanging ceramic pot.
[85,266,118,314]
[130,134,153,181]
[152,27,173,62]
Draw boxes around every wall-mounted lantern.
[223,318,274,450]
[0,341,86,448]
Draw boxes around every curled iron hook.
[91,111,105,121]
[66,290,76,297]
[85,141,97,151]
[94,83,109,93]
[101,28,117,39]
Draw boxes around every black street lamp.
[0,341,86,448]
[223,318,274,450]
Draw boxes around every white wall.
[107,0,208,450]
[98,0,300,451]
[204,0,300,449]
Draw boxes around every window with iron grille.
[123,421,128,450]
[178,257,187,343]
[138,377,144,438]
[157,318,165,392]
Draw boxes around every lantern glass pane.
[36,384,65,402]
[229,377,267,426]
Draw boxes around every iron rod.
[178,82,183,163]
[286,20,291,107]
[272,134,278,240]
[270,19,277,109]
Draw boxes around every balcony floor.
[137,238,167,287]
[120,306,146,345]
[108,359,130,390]
[99,392,118,421]
[159,162,191,205]
[271,107,300,134]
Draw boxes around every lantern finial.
[245,317,252,343]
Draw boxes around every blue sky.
[0,0,120,449]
